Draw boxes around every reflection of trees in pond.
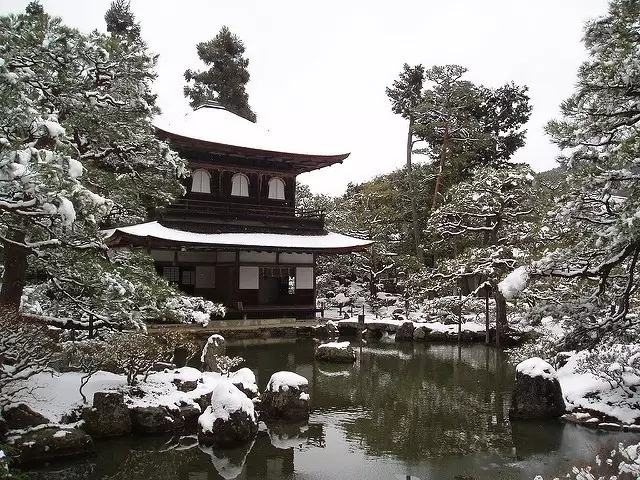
[90,435,205,480]
[510,421,564,459]
[314,343,514,460]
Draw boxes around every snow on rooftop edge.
[154,106,349,158]
[105,222,372,250]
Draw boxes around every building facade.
[106,104,371,319]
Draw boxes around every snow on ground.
[9,371,126,423]
[266,371,308,393]
[7,367,259,425]
[558,352,640,425]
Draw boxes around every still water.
[28,339,638,480]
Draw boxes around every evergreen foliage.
[385,63,425,124]
[0,9,191,322]
[184,26,256,122]
[538,0,640,348]
[104,0,140,38]
[25,1,43,16]
[413,65,531,206]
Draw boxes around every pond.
[27,338,638,480]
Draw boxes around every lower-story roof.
[104,221,372,254]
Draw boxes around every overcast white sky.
[2,0,610,196]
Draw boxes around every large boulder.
[229,368,260,400]
[129,405,184,434]
[171,366,202,392]
[3,403,50,429]
[395,321,415,342]
[261,371,310,421]
[10,427,93,465]
[201,334,226,373]
[413,325,431,341]
[198,381,258,448]
[81,391,132,438]
[509,357,566,420]
[315,342,356,363]
[179,402,202,425]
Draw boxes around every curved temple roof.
[154,104,349,173]
[105,222,373,254]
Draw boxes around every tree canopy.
[184,26,256,122]
[0,6,188,321]
[538,0,640,347]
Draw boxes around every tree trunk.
[485,287,490,345]
[406,117,423,263]
[0,227,29,310]
[494,288,507,347]
[431,122,449,210]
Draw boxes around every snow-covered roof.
[105,221,372,253]
[154,104,349,173]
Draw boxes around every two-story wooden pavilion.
[105,103,371,319]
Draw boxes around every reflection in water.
[25,339,640,480]
[266,421,309,450]
[199,439,255,479]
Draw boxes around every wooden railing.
[164,199,325,222]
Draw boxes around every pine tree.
[104,0,140,38]
[412,66,531,208]
[25,1,43,16]
[184,26,256,122]
[540,0,640,348]
[423,164,538,339]
[386,64,426,261]
[0,10,187,315]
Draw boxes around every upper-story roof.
[154,103,349,174]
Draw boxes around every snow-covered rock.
[229,368,259,399]
[9,427,93,465]
[395,320,415,342]
[130,405,184,434]
[198,381,257,448]
[509,357,565,419]
[315,341,356,363]
[81,392,131,438]
[261,372,310,421]
[3,404,50,430]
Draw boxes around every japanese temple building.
[105,103,372,319]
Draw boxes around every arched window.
[191,169,211,193]
[268,177,286,200]
[231,173,249,197]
